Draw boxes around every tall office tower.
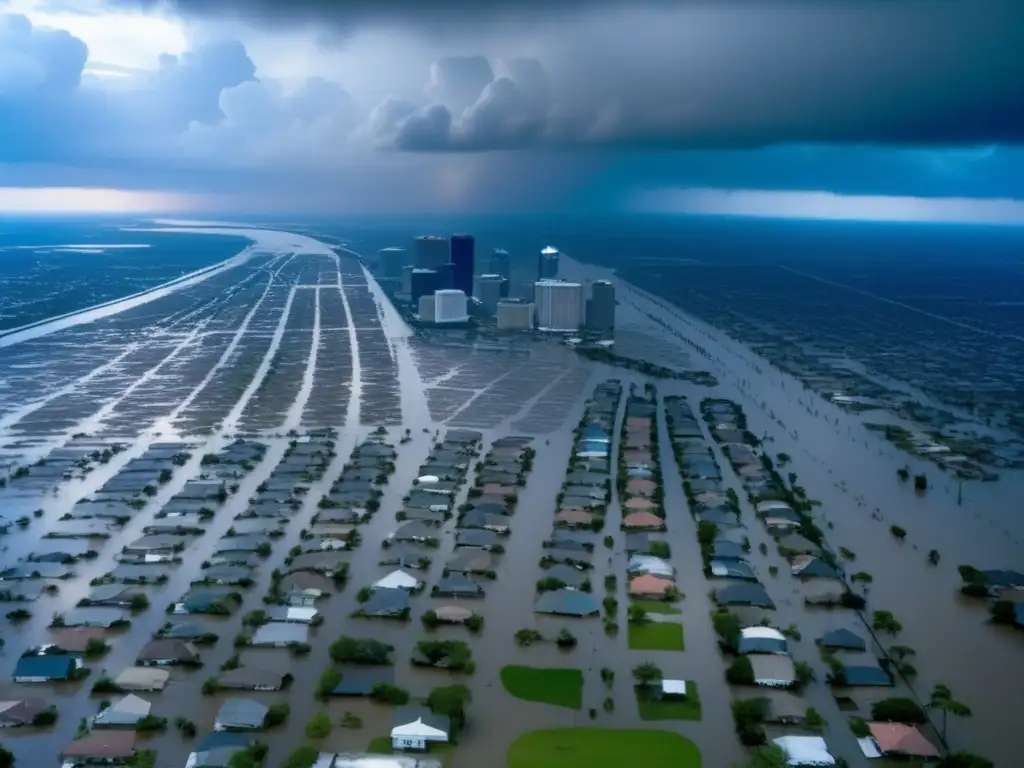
[414,235,450,269]
[450,234,475,296]
[496,300,535,330]
[377,247,407,279]
[534,279,584,332]
[400,265,414,297]
[587,280,616,333]
[411,268,439,304]
[472,274,506,316]
[538,246,560,279]
[435,262,455,291]
[434,290,469,324]
[418,294,436,321]
[489,248,511,282]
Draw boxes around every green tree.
[305,712,331,739]
[928,684,972,745]
[872,610,902,637]
[425,684,471,739]
[632,662,662,686]
[738,744,788,768]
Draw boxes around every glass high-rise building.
[587,280,616,333]
[538,246,560,280]
[414,236,450,270]
[490,248,511,281]
[451,234,475,296]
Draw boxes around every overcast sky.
[1,0,1021,218]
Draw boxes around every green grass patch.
[635,682,702,721]
[367,736,455,764]
[629,599,681,615]
[500,665,583,710]
[628,621,685,651]
[508,728,701,767]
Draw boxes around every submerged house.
[136,639,201,666]
[737,627,789,655]
[0,698,48,727]
[214,699,269,731]
[390,706,451,752]
[865,722,940,760]
[250,623,309,648]
[13,654,79,683]
[216,667,286,692]
[716,583,776,609]
[113,667,170,692]
[62,731,138,765]
[93,695,151,728]
[534,589,600,617]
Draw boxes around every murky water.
[2,227,1020,768]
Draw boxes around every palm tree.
[928,683,972,745]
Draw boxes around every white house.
[390,706,450,752]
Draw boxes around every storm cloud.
[103,0,1024,148]
[3,0,1024,212]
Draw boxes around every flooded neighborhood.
[0,223,1020,768]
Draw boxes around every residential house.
[772,735,836,766]
[358,588,411,617]
[136,639,200,666]
[13,654,79,683]
[621,512,665,530]
[628,574,675,599]
[390,706,451,752]
[217,667,285,692]
[749,655,797,687]
[866,722,940,760]
[62,731,138,765]
[214,699,269,731]
[432,574,485,598]
[113,667,170,692]
[373,570,422,591]
[534,589,600,617]
[93,695,151,728]
[0,698,47,727]
[250,623,308,648]
[737,627,789,655]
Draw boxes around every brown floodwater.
[602,268,1024,766]
[3,240,1021,768]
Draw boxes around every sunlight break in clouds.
[637,188,1024,226]
[0,187,197,213]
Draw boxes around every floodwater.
[563,255,1024,766]
[1,224,1020,768]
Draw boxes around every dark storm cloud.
[111,0,638,29]
[153,0,1024,149]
